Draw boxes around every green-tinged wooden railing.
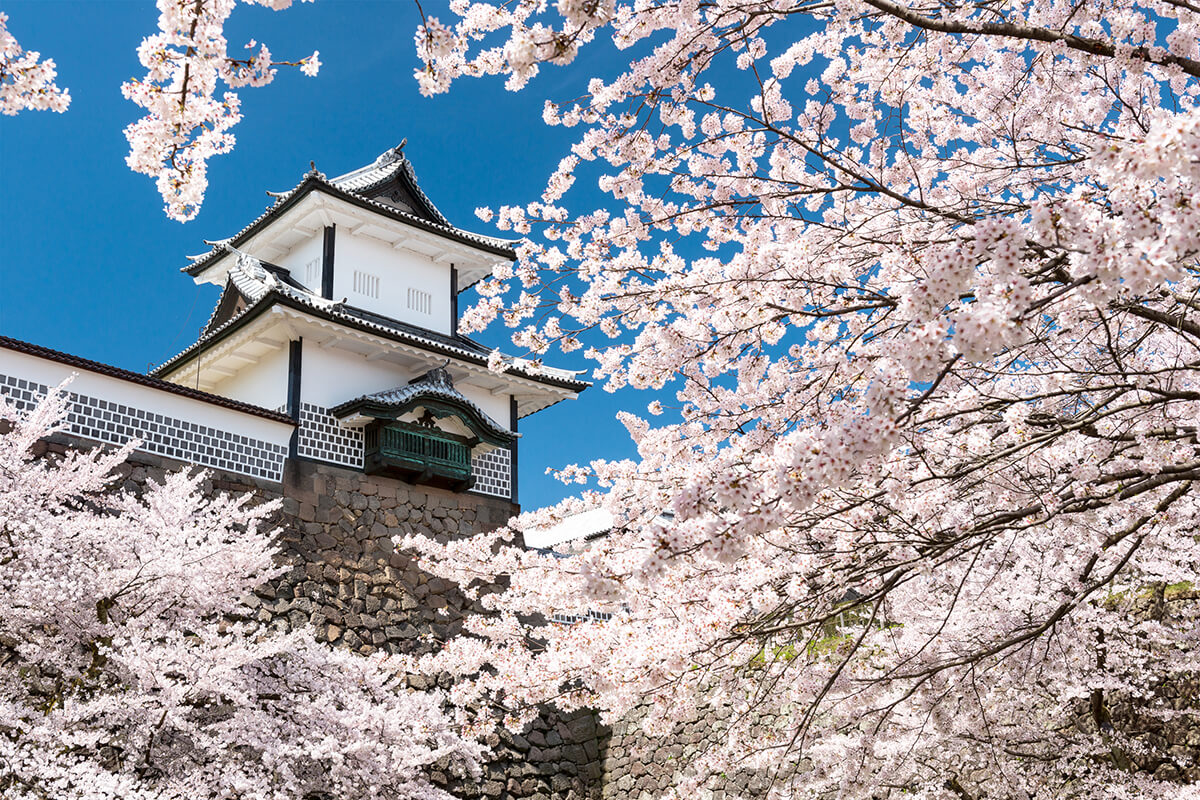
[366,422,472,487]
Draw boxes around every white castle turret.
[147,142,587,500]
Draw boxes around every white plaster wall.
[0,348,294,447]
[299,346,511,429]
[334,231,452,335]
[208,345,289,411]
[276,233,324,292]
[300,344,413,408]
[457,382,511,428]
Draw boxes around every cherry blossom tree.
[0,387,480,800]
[1,1,318,221]
[400,0,1200,797]
[0,11,68,115]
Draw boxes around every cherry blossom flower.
[120,0,320,222]
[0,387,480,798]
[0,12,68,115]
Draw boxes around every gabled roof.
[183,145,517,279]
[329,143,451,226]
[331,366,517,447]
[225,249,341,311]
[199,252,331,337]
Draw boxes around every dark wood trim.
[509,395,519,504]
[287,338,303,457]
[450,265,458,334]
[322,225,336,300]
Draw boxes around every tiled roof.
[0,335,295,424]
[183,148,517,278]
[153,253,589,398]
[227,249,340,310]
[336,304,492,357]
[329,143,452,227]
[331,366,516,442]
[524,508,614,550]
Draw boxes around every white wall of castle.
[0,347,294,482]
[0,348,291,443]
[459,378,511,427]
[299,343,511,427]
[209,345,289,411]
[300,343,411,408]
[334,231,452,335]
[271,226,455,336]
[277,233,325,293]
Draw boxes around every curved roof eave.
[330,389,517,447]
[151,291,590,400]
[183,175,518,279]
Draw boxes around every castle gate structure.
[0,144,767,800]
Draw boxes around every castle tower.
[151,143,587,504]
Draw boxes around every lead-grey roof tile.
[334,367,515,441]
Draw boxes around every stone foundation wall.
[596,697,777,800]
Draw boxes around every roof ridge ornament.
[375,138,408,167]
[411,360,453,390]
[304,160,327,180]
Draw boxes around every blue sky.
[0,0,648,511]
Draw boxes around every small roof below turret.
[331,366,517,447]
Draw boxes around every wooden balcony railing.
[364,421,473,490]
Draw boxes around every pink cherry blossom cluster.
[414,0,616,95]
[0,12,68,115]
[121,0,319,221]
[0,387,480,799]
[411,0,1200,795]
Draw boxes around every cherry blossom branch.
[409,0,1200,793]
[0,12,68,115]
[121,0,320,221]
[861,0,1200,79]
